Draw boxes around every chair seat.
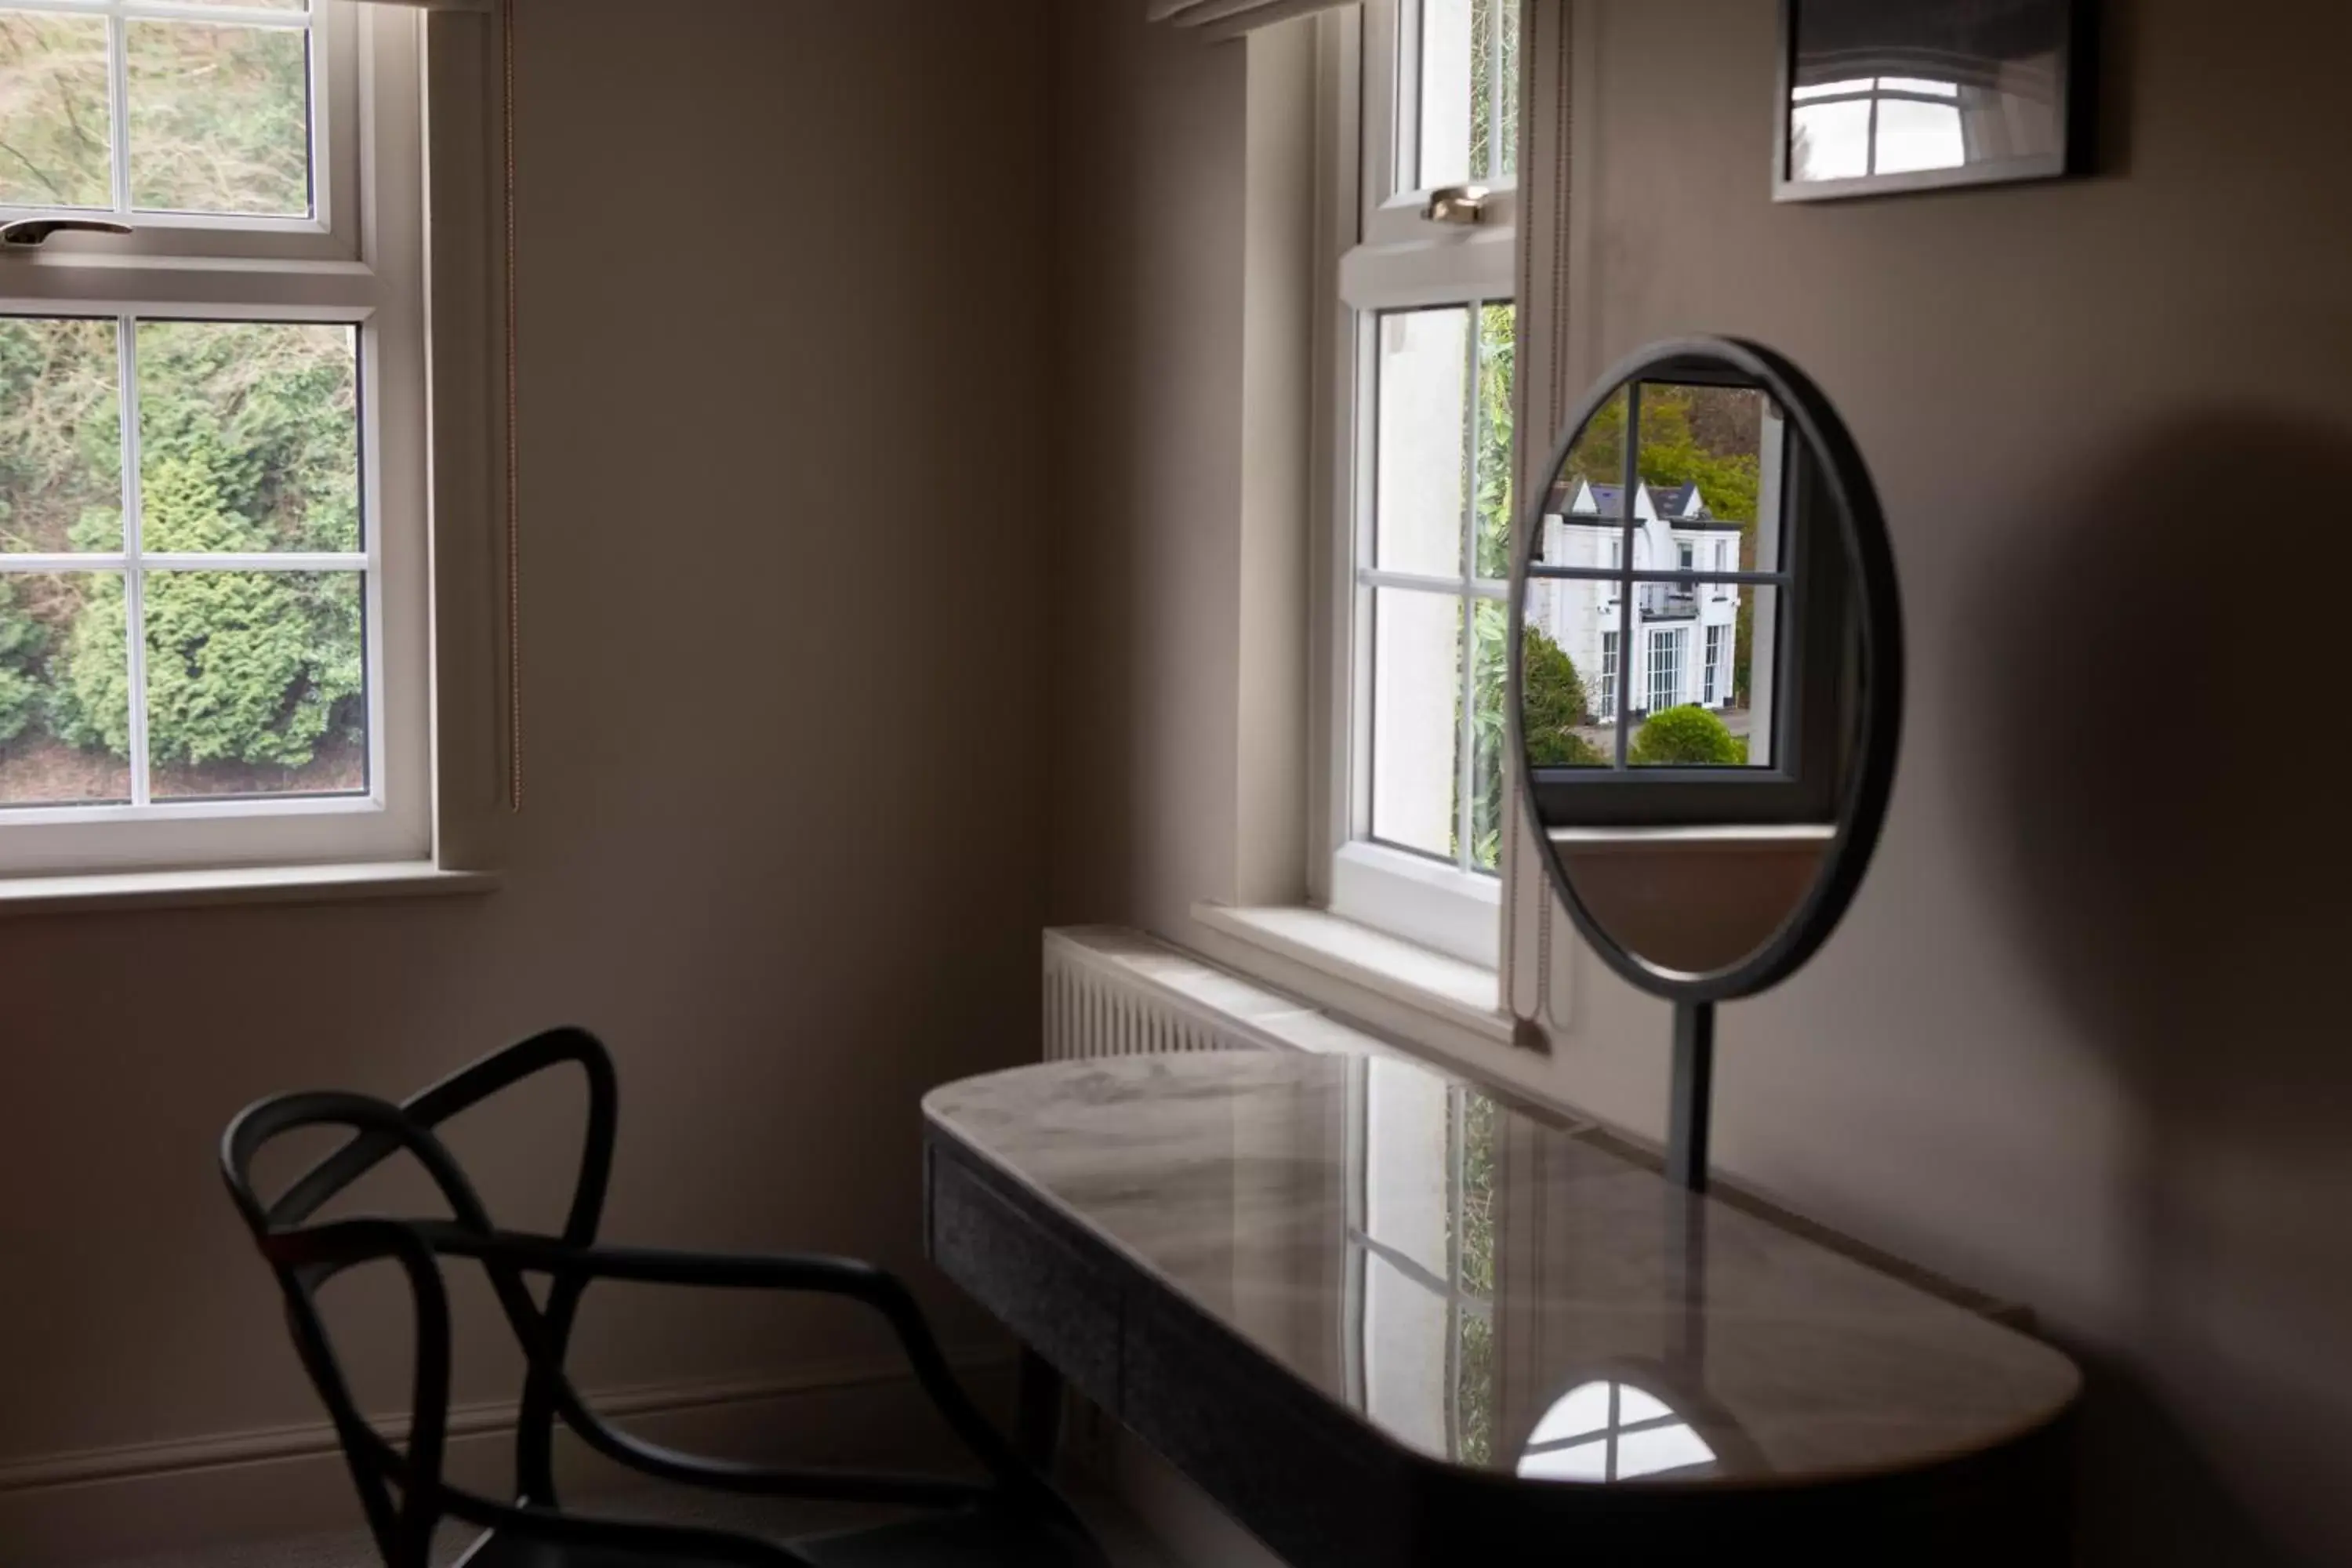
[456,1507,1104,1568]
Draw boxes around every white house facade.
[1526,479,1744,721]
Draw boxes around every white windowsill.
[0,861,499,918]
[1191,901,1512,1048]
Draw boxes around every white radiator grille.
[1042,926,1336,1062]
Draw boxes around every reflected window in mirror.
[1511,339,1900,993]
[1522,366,1852,826]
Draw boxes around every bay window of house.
[0,1,441,880]
[1324,0,1522,969]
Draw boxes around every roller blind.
[1149,0,1359,43]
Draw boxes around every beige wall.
[0,0,1051,1554]
[1047,0,1258,939]
[1049,1,2352,1562]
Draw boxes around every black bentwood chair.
[221,1028,1105,1568]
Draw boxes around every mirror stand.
[1512,338,1904,1205]
[1665,1000,1715,1194]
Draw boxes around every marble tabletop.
[924,1049,2082,1490]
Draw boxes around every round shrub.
[1515,620,1590,747]
[1630,705,1743,766]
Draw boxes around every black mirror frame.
[1507,336,1905,1004]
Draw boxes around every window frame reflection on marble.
[1515,1379,1719,1485]
[1343,1058,1498,1468]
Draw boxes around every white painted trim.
[1329,837,1500,967]
[1503,0,1579,1038]
[418,1,509,873]
[0,858,495,914]
[0,0,362,263]
[1192,900,1508,1045]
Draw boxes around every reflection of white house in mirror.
[1526,480,1744,722]
[1516,1381,1718,1484]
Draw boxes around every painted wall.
[1521,5,2352,1560]
[0,0,1051,1556]
[1047,0,1318,938]
[1047,0,2352,1562]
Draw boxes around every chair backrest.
[222,1029,1061,1568]
[220,1029,695,1568]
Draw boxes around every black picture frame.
[1773,0,2098,203]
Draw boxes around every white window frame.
[0,0,365,262]
[0,2,430,878]
[1321,0,1519,970]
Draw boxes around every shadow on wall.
[1965,413,2352,1567]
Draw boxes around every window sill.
[1190,901,1512,1051]
[0,861,499,919]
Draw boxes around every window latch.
[2,217,136,249]
[1422,184,1490,227]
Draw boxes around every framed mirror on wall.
[1774,0,2099,201]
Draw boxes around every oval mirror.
[1509,338,1903,1005]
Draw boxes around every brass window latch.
[2,218,136,249]
[1422,183,1490,226]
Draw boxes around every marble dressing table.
[923,1049,2082,1566]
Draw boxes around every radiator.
[1041,925,1341,1062]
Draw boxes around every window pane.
[1417,0,1519,190]
[0,12,113,210]
[128,20,311,217]
[1370,586,1461,858]
[1468,596,1507,870]
[0,570,129,806]
[1630,583,1775,769]
[0,317,122,555]
[146,568,365,798]
[1471,303,1515,579]
[1494,0,1519,179]
[138,321,359,553]
[1374,307,1470,578]
[1518,582,1609,770]
[1417,0,1474,190]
